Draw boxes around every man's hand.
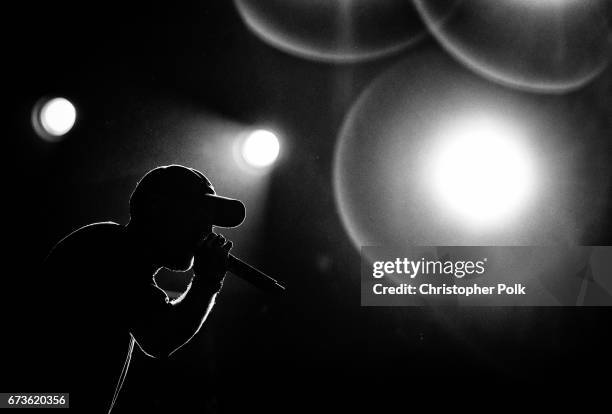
[193,233,232,286]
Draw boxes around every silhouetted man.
[42,165,245,413]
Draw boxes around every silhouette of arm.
[130,274,222,359]
[130,233,230,358]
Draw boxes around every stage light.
[429,116,536,228]
[241,129,280,168]
[332,51,596,249]
[33,97,77,141]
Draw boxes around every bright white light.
[39,97,76,137]
[430,116,536,227]
[241,129,280,168]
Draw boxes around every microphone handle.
[227,254,286,293]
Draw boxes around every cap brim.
[202,194,246,228]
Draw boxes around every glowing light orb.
[241,130,280,168]
[34,97,77,140]
[333,51,610,250]
[430,117,536,227]
[414,0,612,93]
[234,0,434,63]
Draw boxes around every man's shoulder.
[46,221,125,263]
[56,221,123,245]
[66,221,123,237]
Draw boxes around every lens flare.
[234,0,432,63]
[414,0,612,93]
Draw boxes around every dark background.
[4,1,612,412]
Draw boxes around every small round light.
[241,129,280,168]
[35,97,77,140]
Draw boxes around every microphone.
[227,254,286,294]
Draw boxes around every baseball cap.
[130,164,246,228]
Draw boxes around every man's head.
[128,165,245,271]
